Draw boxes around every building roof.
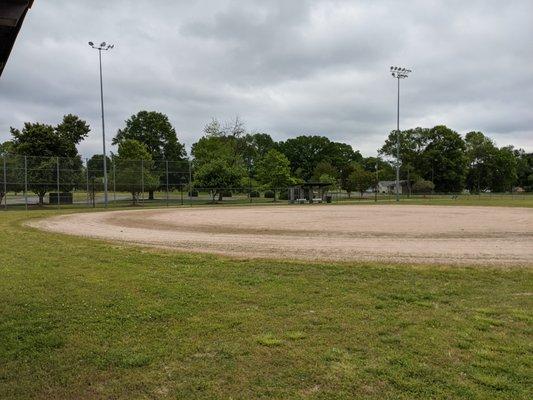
[0,0,33,77]
[378,180,408,186]
[300,181,332,187]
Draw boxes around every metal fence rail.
[1,155,531,210]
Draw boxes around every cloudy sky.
[1,0,532,158]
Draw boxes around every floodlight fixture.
[391,65,411,79]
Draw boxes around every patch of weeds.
[256,333,283,347]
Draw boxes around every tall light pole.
[390,66,411,202]
[89,41,114,207]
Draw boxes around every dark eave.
[0,0,33,77]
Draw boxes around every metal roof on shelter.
[0,0,33,77]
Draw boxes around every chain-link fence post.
[24,155,28,210]
[85,158,90,206]
[188,159,193,207]
[141,158,144,205]
[112,157,116,205]
[165,160,169,207]
[2,155,7,210]
[56,156,60,210]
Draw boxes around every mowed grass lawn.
[0,210,532,399]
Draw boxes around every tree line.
[1,110,532,204]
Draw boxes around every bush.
[412,179,435,194]
[188,190,199,197]
[264,190,275,199]
[278,190,288,200]
[249,190,260,198]
[221,190,232,197]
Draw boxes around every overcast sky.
[1,0,532,158]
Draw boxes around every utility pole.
[390,66,412,202]
[89,41,114,207]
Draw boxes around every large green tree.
[491,146,518,192]
[464,131,498,193]
[312,161,338,181]
[255,149,295,201]
[420,126,467,192]
[9,115,90,204]
[240,132,277,177]
[194,158,245,202]
[514,149,532,191]
[464,132,521,193]
[348,165,375,198]
[113,111,186,199]
[380,127,428,193]
[112,140,159,204]
[380,126,467,193]
[278,135,361,181]
[191,118,249,197]
[87,154,111,179]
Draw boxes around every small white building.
[376,180,408,194]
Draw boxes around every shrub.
[278,190,288,200]
[188,190,199,197]
[221,190,232,197]
[264,190,275,199]
[249,190,260,198]
[412,179,435,194]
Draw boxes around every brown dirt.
[29,205,533,266]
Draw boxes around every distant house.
[376,180,408,194]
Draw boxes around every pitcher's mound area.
[31,205,533,266]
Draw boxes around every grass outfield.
[0,210,532,399]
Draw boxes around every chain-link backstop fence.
[0,155,531,210]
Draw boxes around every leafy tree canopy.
[113,139,159,202]
[191,118,247,168]
[113,111,186,161]
[278,135,361,181]
[87,154,111,178]
[194,158,246,202]
[348,165,375,197]
[7,115,90,204]
[256,149,295,196]
[0,141,14,156]
[10,114,89,158]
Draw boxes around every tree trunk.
[218,192,223,202]
[39,193,45,205]
[407,168,411,198]
[148,190,154,200]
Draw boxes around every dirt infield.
[30,205,533,266]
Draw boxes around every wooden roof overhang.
[0,0,33,77]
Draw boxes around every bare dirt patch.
[29,205,533,266]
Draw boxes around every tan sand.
[29,205,533,266]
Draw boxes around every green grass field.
[0,208,532,399]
